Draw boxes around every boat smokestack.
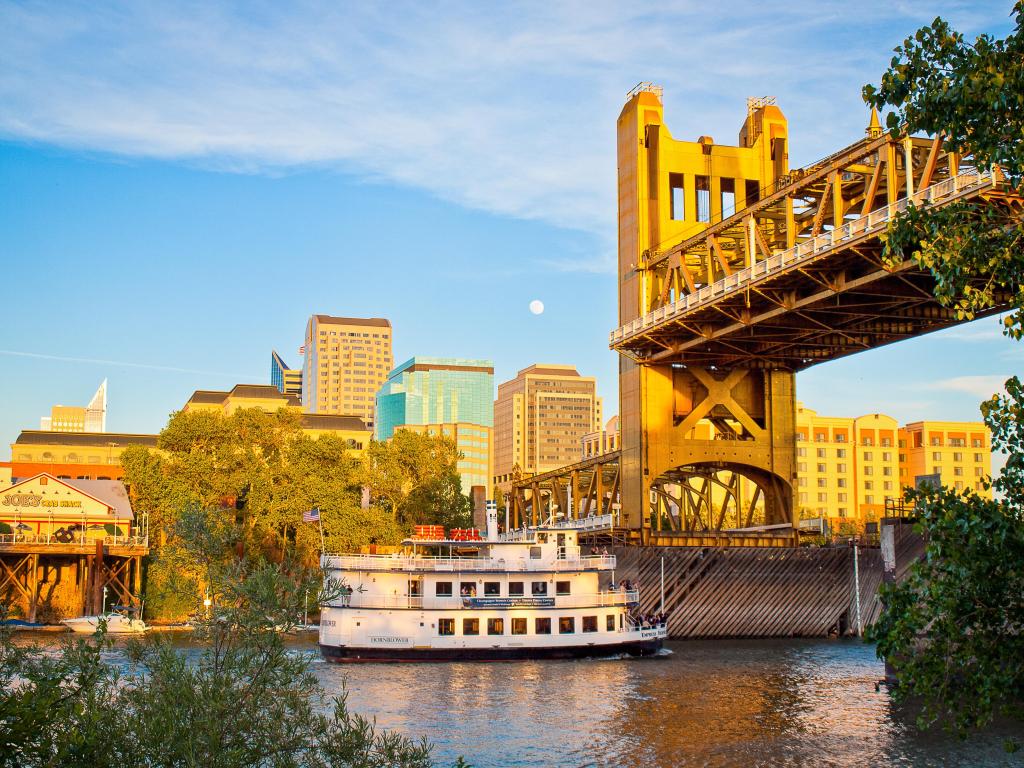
[485,500,498,541]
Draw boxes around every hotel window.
[559,617,575,634]
[836,449,847,458]
[884,481,893,491]
[932,452,942,461]
[463,618,479,635]
[817,463,826,473]
[438,619,455,636]
[975,467,984,476]
[864,467,873,476]
[509,581,524,596]
[606,615,616,631]
[535,617,551,634]
[953,452,963,462]
[883,452,892,462]
[817,493,827,503]
[582,616,598,633]
[797,463,807,472]
[837,463,847,473]
[487,618,504,635]
[974,453,984,462]
[835,434,847,443]
[883,467,892,476]
[531,581,547,596]
[511,618,527,635]
[556,581,571,596]
[817,478,827,488]
[954,467,963,476]
[798,478,807,488]
[865,495,874,504]
[931,437,942,446]
[838,493,847,502]
[933,466,942,475]
[797,447,807,457]
[863,451,873,461]
[484,582,500,596]
[817,448,827,458]
[865,481,874,490]
[862,438,874,447]
[955,481,964,490]
[435,582,452,597]
[972,439,983,448]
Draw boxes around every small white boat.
[62,607,147,634]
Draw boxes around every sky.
[0,0,1020,463]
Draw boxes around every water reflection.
[10,633,1022,766]
[318,639,1023,768]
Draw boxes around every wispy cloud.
[925,375,1011,400]
[0,349,259,380]
[0,1,1010,255]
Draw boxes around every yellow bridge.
[511,84,1018,546]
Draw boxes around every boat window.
[487,618,504,635]
[531,581,547,596]
[535,617,551,634]
[463,618,479,635]
[537,534,547,544]
[484,582,500,596]
[460,582,477,597]
[559,617,575,634]
[511,618,527,635]
[435,581,453,596]
[619,614,624,630]
[582,616,598,633]
[529,546,542,559]
[509,581,524,596]
[556,581,571,596]
[438,618,455,636]
[606,614,616,631]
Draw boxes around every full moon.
[529,299,545,315]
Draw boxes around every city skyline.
[1,2,1020,462]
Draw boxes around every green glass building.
[376,357,494,493]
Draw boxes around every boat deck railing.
[329,589,640,611]
[322,553,616,573]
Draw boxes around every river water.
[14,633,1024,767]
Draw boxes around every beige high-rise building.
[302,315,393,429]
[900,421,992,497]
[40,380,107,433]
[493,364,602,489]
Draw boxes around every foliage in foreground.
[864,1,1024,738]
[0,509,448,768]
[868,381,1024,734]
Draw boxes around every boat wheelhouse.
[318,513,666,662]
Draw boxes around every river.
[12,633,1024,766]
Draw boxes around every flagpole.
[317,508,325,554]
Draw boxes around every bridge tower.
[617,85,797,541]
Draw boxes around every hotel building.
[270,350,303,397]
[302,315,393,429]
[900,421,992,496]
[375,357,494,494]
[183,384,372,451]
[493,364,603,490]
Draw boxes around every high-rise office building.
[493,364,602,489]
[270,350,302,397]
[376,357,494,494]
[302,315,393,429]
[40,380,107,433]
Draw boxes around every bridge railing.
[611,168,994,347]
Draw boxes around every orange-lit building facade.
[899,421,992,497]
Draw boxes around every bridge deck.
[610,169,1010,368]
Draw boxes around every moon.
[529,299,545,315]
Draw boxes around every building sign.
[3,493,83,509]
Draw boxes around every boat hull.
[61,616,147,634]
[319,637,664,663]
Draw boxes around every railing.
[0,533,149,548]
[611,169,995,346]
[548,512,617,531]
[323,553,616,573]
[330,589,640,611]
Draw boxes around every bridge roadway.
[610,167,1008,367]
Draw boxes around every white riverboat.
[62,606,147,635]
[318,510,667,662]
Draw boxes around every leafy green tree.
[364,430,471,528]
[0,510,442,768]
[863,2,1024,737]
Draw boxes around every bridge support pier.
[619,360,797,542]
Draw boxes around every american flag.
[298,345,306,355]
[302,508,320,523]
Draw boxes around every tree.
[863,2,1024,736]
[0,513,441,768]
[363,430,471,529]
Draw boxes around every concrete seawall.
[612,521,922,638]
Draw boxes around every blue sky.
[0,1,1020,460]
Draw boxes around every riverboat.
[62,606,147,634]
[318,510,667,662]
